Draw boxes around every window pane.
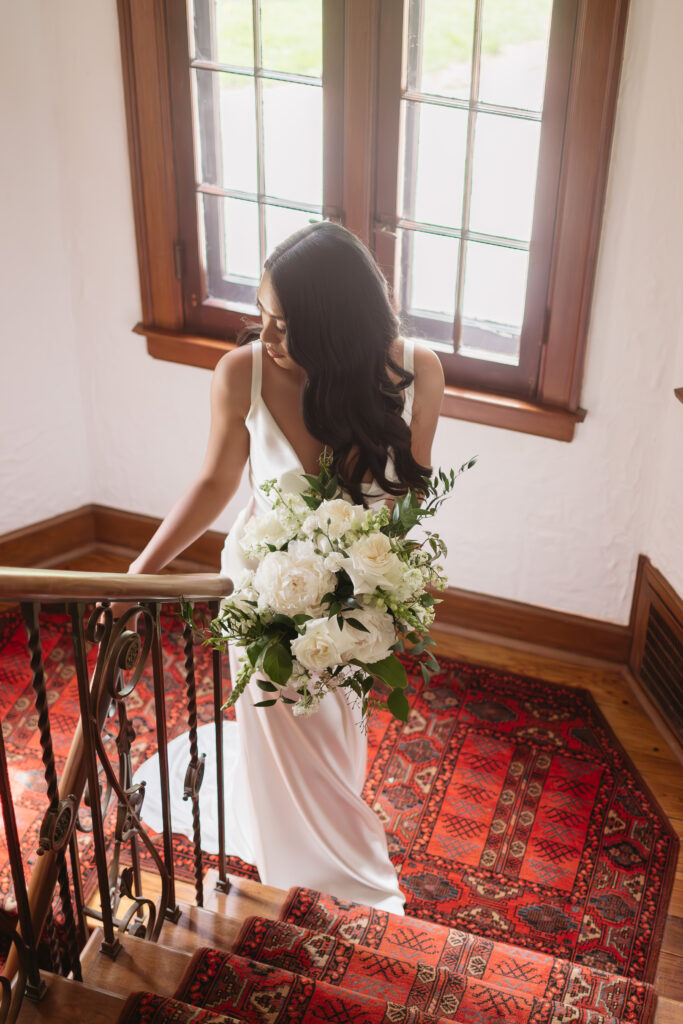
[265,206,321,257]
[462,242,528,333]
[401,229,459,317]
[469,113,541,242]
[195,70,257,193]
[193,0,254,68]
[203,194,260,285]
[406,0,475,100]
[479,0,553,111]
[263,80,322,206]
[401,101,468,229]
[260,0,322,76]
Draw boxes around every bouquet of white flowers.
[183,456,476,724]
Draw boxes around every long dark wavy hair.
[241,221,431,505]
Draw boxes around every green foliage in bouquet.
[181,454,476,725]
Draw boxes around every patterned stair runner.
[116,886,659,1024]
[279,888,657,1024]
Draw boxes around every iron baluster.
[21,602,82,982]
[182,618,205,907]
[0,710,45,1003]
[209,599,230,893]
[68,602,122,959]
[146,601,180,921]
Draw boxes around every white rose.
[323,551,346,573]
[345,533,403,594]
[240,510,291,554]
[339,606,396,665]
[291,617,346,672]
[253,545,335,617]
[316,499,367,539]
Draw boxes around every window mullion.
[251,0,266,267]
[452,0,484,352]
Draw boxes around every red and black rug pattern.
[233,914,621,1024]
[276,889,654,1024]
[362,661,677,983]
[0,608,678,987]
[174,945,442,1024]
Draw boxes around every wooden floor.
[54,549,683,1019]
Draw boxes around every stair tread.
[202,870,287,921]
[81,930,192,1000]
[160,901,243,955]
[16,973,126,1024]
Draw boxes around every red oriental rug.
[0,607,677,985]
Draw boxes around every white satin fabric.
[134,341,414,914]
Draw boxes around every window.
[118,0,629,440]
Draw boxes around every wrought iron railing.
[0,567,232,1022]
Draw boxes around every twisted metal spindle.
[148,602,180,921]
[43,906,61,976]
[182,619,205,907]
[21,603,82,981]
[208,599,230,893]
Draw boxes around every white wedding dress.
[133,340,415,914]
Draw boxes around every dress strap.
[402,339,415,425]
[250,341,263,410]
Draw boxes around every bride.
[128,222,444,913]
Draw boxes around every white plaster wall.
[0,0,680,625]
[0,2,90,533]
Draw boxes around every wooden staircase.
[16,872,282,1023]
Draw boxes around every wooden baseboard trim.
[0,507,97,568]
[90,505,225,568]
[0,504,633,663]
[0,505,225,573]
[435,586,631,664]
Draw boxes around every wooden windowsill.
[136,323,586,441]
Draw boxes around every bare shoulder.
[212,344,254,418]
[412,342,445,401]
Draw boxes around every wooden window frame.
[117,0,629,442]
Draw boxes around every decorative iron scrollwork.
[37,795,77,856]
[117,866,157,940]
[183,754,206,801]
[115,783,146,844]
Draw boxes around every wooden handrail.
[0,567,233,602]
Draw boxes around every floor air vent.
[630,556,683,746]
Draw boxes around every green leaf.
[246,636,270,667]
[387,688,410,722]
[271,613,295,628]
[280,697,296,704]
[358,653,407,690]
[345,617,370,633]
[253,699,277,708]
[263,642,293,686]
[292,613,312,626]
[256,678,278,692]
